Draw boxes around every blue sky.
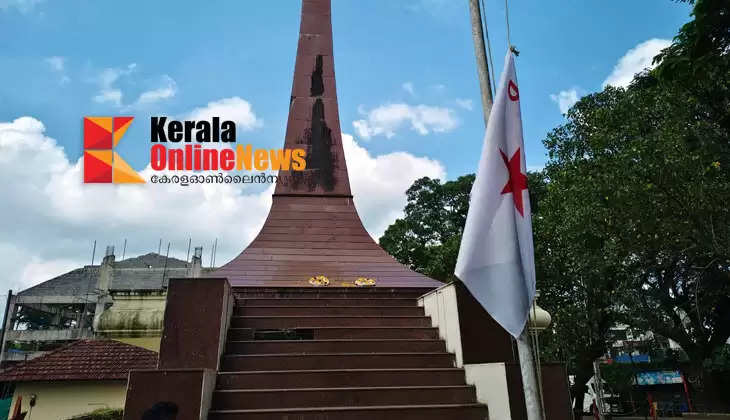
[0,0,691,176]
[0,0,692,290]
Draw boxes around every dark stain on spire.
[307,98,335,191]
[288,54,337,192]
[310,55,325,97]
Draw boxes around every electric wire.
[504,0,512,48]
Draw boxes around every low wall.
[9,380,126,420]
[124,369,215,420]
[419,281,573,420]
[123,277,233,420]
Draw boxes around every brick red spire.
[275,0,351,197]
[213,1,440,288]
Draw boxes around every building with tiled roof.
[0,340,157,420]
[1,248,215,365]
[0,340,157,382]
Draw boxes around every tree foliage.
[67,409,123,420]
[380,0,729,412]
[379,175,474,283]
[544,66,730,364]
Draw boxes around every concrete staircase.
[208,287,488,419]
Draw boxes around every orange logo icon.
[83,117,145,183]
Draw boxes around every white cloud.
[45,56,71,84]
[0,0,44,12]
[603,38,671,88]
[0,116,272,292]
[550,88,581,114]
[455,98,473,111]
[19,257,81,288]
[94,89,122,105]
[402,82,415,96]
[91,65,177,108]
[135,75,177,106]
[344,133,447,238]
[92,63,136,106]
[45,56,65,72]
[184,97,262,131]
[98,64,136,88]
[353,103,459,139]
[0,115,444,292]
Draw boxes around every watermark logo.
[83,116,145,183]
[82,116,307,186]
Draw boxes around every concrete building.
[607,323,685,363]
[0,340,156,420]
[0,247,211,365]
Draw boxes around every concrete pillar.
[0,293,17,365]
[187,246,203,278]
[51,310,62,327]
[93,246,115,331]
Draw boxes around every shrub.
[66,408,123,420]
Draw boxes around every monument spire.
[212,0,440,288]
[275,0,351,197]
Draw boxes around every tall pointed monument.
[124,2,505,419]
[213,0,440,288]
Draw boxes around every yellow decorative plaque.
[308,275,330,286]
[355,277,376,287]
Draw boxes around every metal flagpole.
[518,322,546,420]
[468,0,494,126]
[468,1,544,419]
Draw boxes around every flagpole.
[518,325,546,420]
[468,0,494,125]
[468,2,545,419]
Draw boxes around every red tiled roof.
[0,340,157,382]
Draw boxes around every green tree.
[543,70,730,389]
[529,144,630,417]
[654,0,730,166]
[541,0,730,404]
[379,175,474,283]
[543,0,730,377]
[67,408,123,420]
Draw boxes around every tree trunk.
[572,369,593,419]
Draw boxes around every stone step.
[232,287,431,300]
[208,403,489,420]
[233,306,424,316]
[215,368,467,390]
[230,315,432,329]
[220,353,455,371]
[237,297,417,307]
[211,385,477,410]
[227,327,440,340]
[225,339,446,354]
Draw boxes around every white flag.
[455,51,536,338]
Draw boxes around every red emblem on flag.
[508,80,520,101]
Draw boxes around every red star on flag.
[499,147,528,216]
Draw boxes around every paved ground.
[581,417,682,420]
[582,416,730,420]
